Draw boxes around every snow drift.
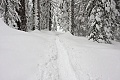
[59,33,120,80]
[0,18,59,80]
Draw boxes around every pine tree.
[73,0,89,36]
[25,0,34,31]
[2,0,20,29]
[18,0,27,31]
[86,0,120,43]
[58,0,71,32]
[32,0,40,30]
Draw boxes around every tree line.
[0,0,120,43]
[56,0,120,43]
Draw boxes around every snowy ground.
[59,33,120,80]
[0,18,120,80]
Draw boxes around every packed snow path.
[56,36,78,80]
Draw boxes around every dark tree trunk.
[15,7,21,30]
[49,2,52,31]
[71,0,75,35]
[37,0,41,30]
[4,0,8,25]
[16,20,21,30]
[32,0,35,29]
[19,0,27,31]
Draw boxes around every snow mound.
[0,18,27,35]
[0,18,10,31]
[64,31,73,36]
[0,19,59,80]
[59,33,120,80]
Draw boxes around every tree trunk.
[19,0,27,31]
[71,0,75,35]
[4,0,8,25]
[32,0,35,30]
[49,2,52,31]
[37,0,41,30]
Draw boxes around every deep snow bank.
[59,33,120,80]
[0,19,59,80]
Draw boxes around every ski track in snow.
[56,36,78,80]
[36,35,79,80]
[36,37,59,80]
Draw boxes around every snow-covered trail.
[56,36,78,80]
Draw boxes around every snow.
[56,36,78,80]
[0,18,59,80]
[59,34,120,80]
[0,18,120,80]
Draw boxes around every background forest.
[0,0,120,43]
